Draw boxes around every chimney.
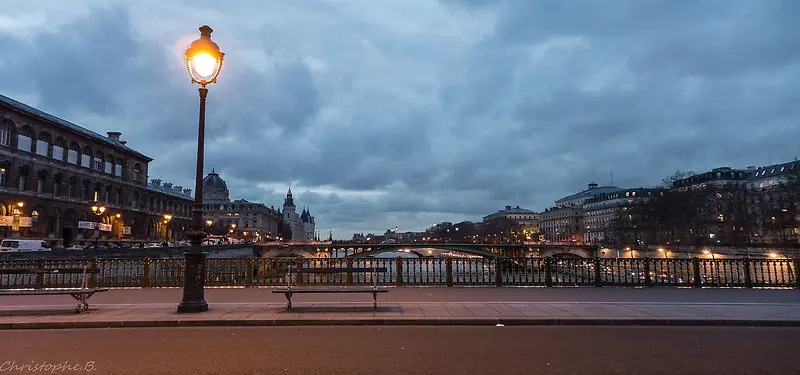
[151,179,161,188]
[174,185,183,194]
[163,182,173,192]
[107,132,121,142]
[119,141,127,146]
[183,188,192,197]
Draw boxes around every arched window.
[53,138,66,161]
[133,163,142,182]
[115,158,124,177]
[68,143,80,164]
[35,132,50,157]
[81,146,92,168]
[17,126,32,152]
[104,153,113,174]
[93,151,104,171]
[0,119,13,146]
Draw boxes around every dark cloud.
[1,1,799,237]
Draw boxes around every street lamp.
[90,204,106,246]
[163,214,173,242]
[178,25,224,314]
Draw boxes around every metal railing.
[0,257,797,289]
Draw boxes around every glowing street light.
[178,25,225,314]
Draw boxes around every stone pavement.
[0,287,798,329]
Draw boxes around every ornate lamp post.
[91,204,106,246]
[163,214,173,242]
[11,202,24,239]
[178,25,224,313]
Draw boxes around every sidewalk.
[1,287,798,329]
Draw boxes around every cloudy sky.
[1,1,799,238]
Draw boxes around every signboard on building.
[77,221,112,232]
[0,216,32,227]
[123,227,131,235]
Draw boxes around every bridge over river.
[256,242,797,260]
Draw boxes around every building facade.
[0,94,192,246]
[281,188,316,242]
[481,205,539,242]
[669,167,752,245]
[583,188,664,243]
[202,170,281,241]
[746,161,799,245]
[540,183,622,242]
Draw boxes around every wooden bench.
[272,265,389,310]
[0,265,108,313]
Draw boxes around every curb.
[3,318,800,330]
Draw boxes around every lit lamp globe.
[185,25,224,86]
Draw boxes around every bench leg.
[373,291,378,311]
[70,292,94,313]
[284,292,293,310]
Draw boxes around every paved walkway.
[0,287,798,328]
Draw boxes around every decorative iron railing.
[0,257,797,289]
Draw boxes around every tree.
[661,170,696,188]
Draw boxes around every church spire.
[284,186,295,208]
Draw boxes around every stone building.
[746,161,799,245]
[281,188,316,242]
[0,94,192,245]
[670,167,752,245]
[481,205,539,242]
[201,170,281,241]
[539,183,622,242]
[583,188,664,243]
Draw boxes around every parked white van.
[0,239,52,252]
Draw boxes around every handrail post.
[594,257,602,287]
[495,258,503,287]
[245,258,254,287]
[34,259,44,289]
[743,257,752,288]
[545,257,553,287]
[91,258,100,288]
[795,258,800,290]
[692,257,702,288]
[143,258,152,288]
[346,258,353,286]
[395,257,403,286]
[644,258,652,287]
[446,258,453,287]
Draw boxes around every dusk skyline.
[1,0,799,238]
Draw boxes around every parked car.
[0,239,52,252]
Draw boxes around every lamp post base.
[177,299,209,313]
[177,250,209,313]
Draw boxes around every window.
[104,155,113,174]
[0,168,5,187]
[68,143,80,164]
[81,147,92,168]
[36,178,44,193]
[36,133,50,157]
[115,158,123,177]
[93,152,103,170]
[18,175,25,190]
[0,120,12,146]
[17,127,32,152]
[53,139,66,160]
[133,163,142,182]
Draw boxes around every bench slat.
[272,286,389,293]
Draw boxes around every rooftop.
[0,93,151,161]
[556,184,622,204]
[748,160,799,181]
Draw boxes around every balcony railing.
[0,258,797,289]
